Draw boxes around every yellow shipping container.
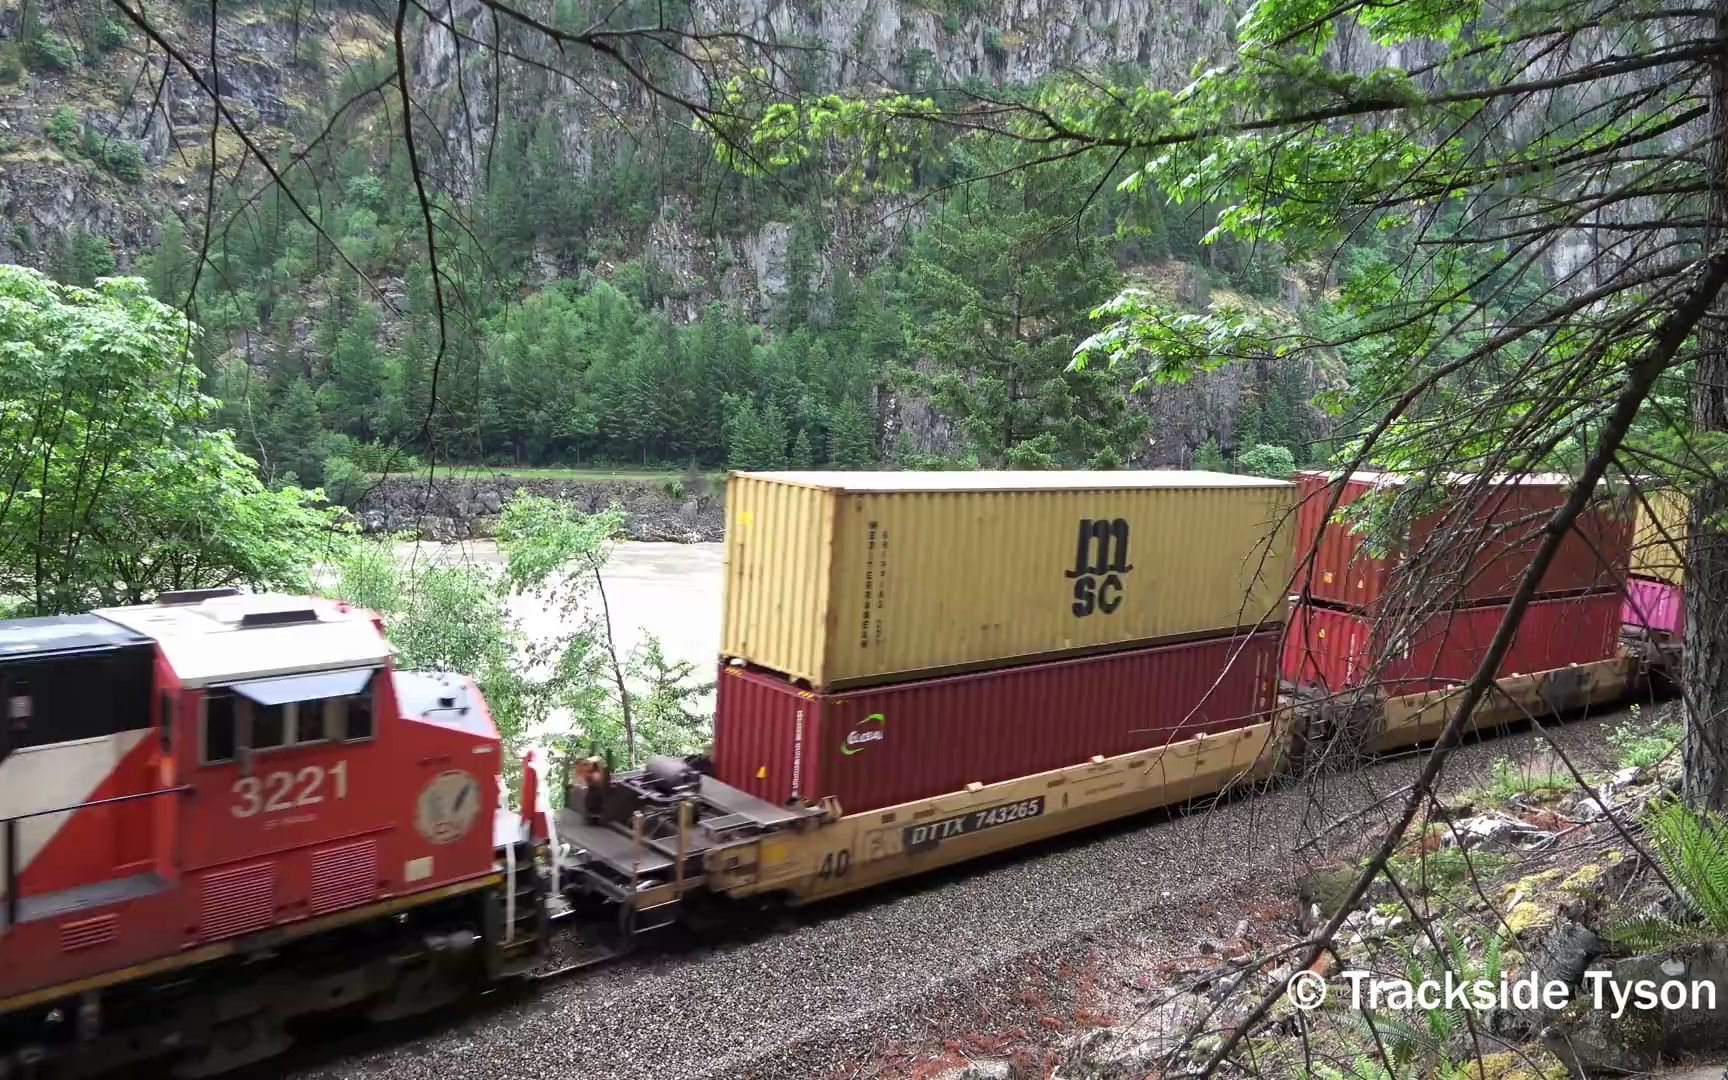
[722,470,1296,689]
[1632,488,1688,585]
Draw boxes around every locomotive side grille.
[59,914,118,952]
[199,863,277,941]
[310,839,378,914]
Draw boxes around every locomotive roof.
[94,592,392,688]
[0,613,152,659]
[739,470,1291,491]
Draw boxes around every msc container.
[1280,593,1623,698]
[1630,489,1687,586]
[1623,576,1684,638]
[1293,471,1632,610]
[722,470,1295,689]
[713,630,1281,814]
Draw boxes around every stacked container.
[1622,488,1687,639]
[1283,470,1633,699]
[711,471,1297,814]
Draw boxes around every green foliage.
[145,218,196,305]
[1193,440,1227,471]
[724,396,789,470]
[1333,927,1505,1079]
[1607,711,1685,770]
[327,541,527,747]
[1607,801,1728,948]
[328,500,709,771]
[101,139,145,182]
[1237,443,1296,477]
[0,266,341,612]
[1468,756,1570,803]
[96,20,128,51]
[0,45,23,84]
[1383,847,1511,894]
[48,227,116,288]
[625,638,715,757]
[45,106,81,154]
[899,143,1148,468]
[25,32,76,71]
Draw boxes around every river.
[391,539,727,696]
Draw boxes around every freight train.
[0,470,1676,1078]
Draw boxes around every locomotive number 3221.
[231,762,350,818]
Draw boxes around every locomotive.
[0,581,1663,1078]
[0,590,543,1077]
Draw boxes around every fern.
[1605,801,1728,947]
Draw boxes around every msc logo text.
[1066,517,1133,617]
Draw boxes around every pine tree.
[899,144,1147,468]
[326,304,388,442]
[789,428,815,468]
[1192,440,1227,472]
[51,227,116,287]
[264,377,329,487]
[826,398,876,467]
[145,218,196,305]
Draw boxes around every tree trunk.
[1683,0,1728,810]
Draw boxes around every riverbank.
[353,473,725,542]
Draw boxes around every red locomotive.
[0,590,541,1077]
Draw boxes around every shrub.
[102,139,145,182]
[1236,442,1296,477]
[1606,710,1683,769]
[45,107,81,154]
[0,45,23,84]
[97,20,129,51]
[26,33,77,71]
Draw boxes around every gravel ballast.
[285,710,1630,1080]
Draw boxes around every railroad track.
[270,706,1639,1080]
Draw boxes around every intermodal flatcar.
[0,472,1672,1078]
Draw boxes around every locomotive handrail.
[2,785,191,931]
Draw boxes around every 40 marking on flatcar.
[903,796,1047,852]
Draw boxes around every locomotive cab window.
[203,691,237,763]
[341,682,374,742]
[202,668,378,763]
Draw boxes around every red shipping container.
[1280,593,1622,698]
[1293,471,1633,609]
[1623,576,1684,638]
[713,632,1281,815]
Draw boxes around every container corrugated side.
[722,473,837,691]
[1294,471,1633,609]
[1623,576,1684,637]
[1280,594,1623,697]
[1631,489,1687,586]
[713,631,1280,814]
[721,472,1296,689]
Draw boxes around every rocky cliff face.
[0,0,1333,464]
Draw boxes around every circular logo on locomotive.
[416,769,482,844]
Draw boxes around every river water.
[392,539,727,696]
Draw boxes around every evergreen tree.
[789,428,815,468]
[51,227,117,287]
[264,377,329,486]
[826,398,876,467]
[1192,440,1227,472]
[324,304,388,442]
[898,145,1148,468]
[145,218,196,305]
